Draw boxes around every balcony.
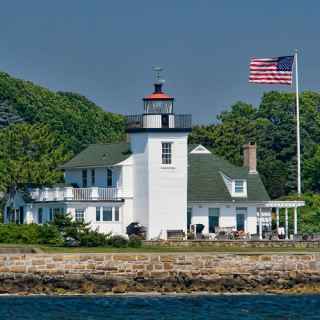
[126,114,192,132]
[29,187,121,202]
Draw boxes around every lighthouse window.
[162,142,172,165]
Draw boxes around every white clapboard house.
[5,81,304,240]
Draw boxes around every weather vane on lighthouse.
[152,66,165,84]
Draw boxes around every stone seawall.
[144,240,320,249]
[0,253,320,294]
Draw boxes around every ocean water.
[0,294,319,319]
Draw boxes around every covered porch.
[257,200,305,240]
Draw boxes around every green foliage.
[303,145,320,192]
[0,224,39,244]
[0,214,135,248]
[37,224,64,246]
[278,194,320,235]
[108,235,128,248]
[128,235,142,248]
[189,91,320,198]
[0,223,62,245]
[0,71,125,192]
[52,212,90,243]
[0,123,69,191]
[79,229,109,247]
[51,212,113,247]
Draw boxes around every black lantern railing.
[125,114,192,130]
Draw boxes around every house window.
[6,207,11,223]
[91,169,95,186]
[103,207,112,221]
[114,207,120,221]
[49,207,65,222]
[82,169,87,187]
[236,207,247,232]
[38,208,43,224]
[187,207,192,230]
[96,207,101,222]
[162,142,172,165]
[19,207,24,224]
[107,169,113,187]
[95,207,120,222]
[234,180,244,193]
[75,209,85,222]
[208,208,220,233]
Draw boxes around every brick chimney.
[243,142,257,174]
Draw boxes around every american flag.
[249,56,294,85]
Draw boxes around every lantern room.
[143,82,174,114]
[125,70,191,133]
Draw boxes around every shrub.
[0,224,40,244]
[108,235,128,248]
[38,224,64,246]
[79,230,108,247]
[128,235,142,248]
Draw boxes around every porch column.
[276,207,280,231]
[285,207,288,240]
[259,208,262,240]
[294,207,298,235]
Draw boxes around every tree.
[0,123,69,192]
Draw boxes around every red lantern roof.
[143,83,173,100]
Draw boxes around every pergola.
[258,201,305,240]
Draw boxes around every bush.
[38,224,64,246]
[108,235,128,248]
[79,230,108,247]
[128,235,142,248]
[0,224,40,244]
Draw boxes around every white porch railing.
[73,188,92,201]
[29,187,120,202]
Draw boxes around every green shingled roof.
[187,145,270,202]
[59,143,131,169]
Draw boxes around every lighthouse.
[126,69,192,239]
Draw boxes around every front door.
[209,208,220,233]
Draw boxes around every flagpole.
[294,49,301,195]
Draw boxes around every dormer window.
[232,179,247,197]
[220,172,247,198]
[234,180,244,193]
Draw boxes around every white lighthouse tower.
[126,69,192,239]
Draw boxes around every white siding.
[130,132,188,239]
[130,133,149,229]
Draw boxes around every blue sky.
[0,0,318,124]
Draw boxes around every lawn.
[0,243,320,254]
[38,245,320,254]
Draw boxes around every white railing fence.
[72,188,92,201]
[98,187,118,200]
[29,187,120,201]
